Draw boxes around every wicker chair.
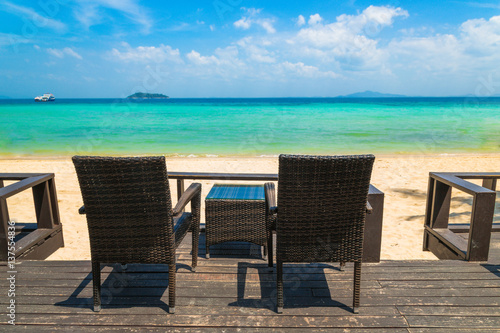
[72,156,201,314]
[265,154,375,314]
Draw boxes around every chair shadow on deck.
[199,231,266,260]
[482,264,500,277]
[227,262,348,312]
[55,263,189,313]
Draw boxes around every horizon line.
[2,96,500,99]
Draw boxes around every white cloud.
[64,48,83,60]
[295,6,408,49]
[287,6,408,71]
[462,2,500,9]
[389,35,462,73]
[0,33,32,47]
[237,37,276,63]
[184,46,246,80]
[233,8,276,34]
[234,17,252,30]
[110,43,183,63]
[460,16,500,52]
[297,15,306,27]
[260,21,276,34]
[101,7,500,97]
[187,50,219,65]
[308,14,323,25]
[335,5,408,33]
[74,4,100,29]
[73,0,152,33]
[47,47,83,60]
[0,2,66,32]
[387,15,500,77]
[281,61,338,78]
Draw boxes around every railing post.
[423,176,435,251]
[482,179,497,191]
[364,185,384,263]
[177,179,185,213]
[430,179,452,229]
[33,180,56,229]
[467,191,496,261]
[0,198,10,261]
[48,178,61,226]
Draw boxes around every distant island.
[127,92,169,99]
[337,91,407,98]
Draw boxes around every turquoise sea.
[1,98,500,156]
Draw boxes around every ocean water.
[1,97,500,156]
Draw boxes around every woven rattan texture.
[276,154,375,263]
[206,199,267,248]
[73,156,176,264]
[274,154,375,312]
[73,156,201,313]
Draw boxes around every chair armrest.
[172,183,202,216]
[366,201,373,214]
[264,182,277,215]
[79,206,86,215]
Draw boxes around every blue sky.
[1,0,499,98]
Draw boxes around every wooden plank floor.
[1,233,500,332]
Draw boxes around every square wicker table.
[205,184,268,259]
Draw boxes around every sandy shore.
[1,154,499,261]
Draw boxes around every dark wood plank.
[0,234,499,331]
[0,174,53,199]
[1,326,410,333]
[4,313,410,329]
[449,223,500,233]
[0,173,46,180]
[168,172,278,181]
[406,315,500,328]
[2,295,500,307]
[409,329,500,333]
[397,305,500,316]
[0,304,399,316]
[15,284,500,298]
[430,173,495,196]
[6,261,498,274]
[430,228,468,254]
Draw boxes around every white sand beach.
[1,154,499,261]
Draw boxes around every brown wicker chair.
[72,156,201,314]
[265,154,375,314]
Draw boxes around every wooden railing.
[423,172,499,261]
[168,172,384,263]
[0,173,64,260]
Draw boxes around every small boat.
[35,93,55,102]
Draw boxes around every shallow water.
[1,97,499,156]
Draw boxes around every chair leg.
[340,262,345,271]
[267,233,273,268]
[276,260,283,313]
[168,262,176,314]
[91,261,101,312]
[353,262,361,314]
[206,245,210,259]
[192,227,199,272]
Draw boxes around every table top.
[206,184,265,201]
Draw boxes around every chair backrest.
[277,154,375,263]
[72,156,174,264]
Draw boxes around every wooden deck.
[1,233,500,332]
